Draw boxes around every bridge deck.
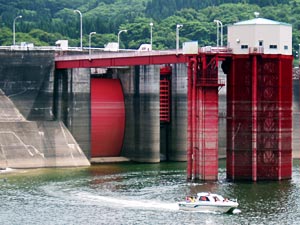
[55,49,232,69]
[55,50,195,68]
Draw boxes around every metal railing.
[199,46,232,54]
[197,78,225,86]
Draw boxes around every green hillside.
[0,0,299,57]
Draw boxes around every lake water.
[1,160,300,225]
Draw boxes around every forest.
[0,0,299,56]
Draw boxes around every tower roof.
[233,18,291,26]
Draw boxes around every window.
[269,45,277,49]
[241,45,248,49]
[259,40,263,46]
[200,196,209,201]
[284,45,288,50]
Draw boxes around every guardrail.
[55,49,184,61]
[0,45,174,52]
[197,78,225,87]
[200,46,232,54]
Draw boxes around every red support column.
[187,54,223,181]
[252,55,258,181]
[226,54,293,181]
[187,57,196,180]
[226,57,235,180]
[192,58,198,180]
[227,55,253,180]
[278,56,293,179]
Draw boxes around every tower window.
[269,45,277,49]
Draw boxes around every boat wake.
[0,167,15,174]
[232,208,242,214]
[74,191,179,211]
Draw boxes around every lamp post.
[13,15,22,46]
[117,29,127,50]
[150,22,153,50]
[89,32,96,60]
[213,19,223,47]
[176,24,183,52]
[74,10,82,50]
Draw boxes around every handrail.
[197,78,225,86]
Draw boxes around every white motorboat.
[178,192,239,213]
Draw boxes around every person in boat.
[213,196,220,202]
[200,196,209,201]
[186,196,192,202]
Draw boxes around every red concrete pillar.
[227,54,293,181]
[187,59,194,180]
[277,56,293,179]
[227,55,254,180]
[197,87,219,180]
[187,57,198,180]
[252,55,258,181]
[187,55,221,181]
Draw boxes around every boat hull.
[178,202,238,213]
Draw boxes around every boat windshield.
[199,196,210,201]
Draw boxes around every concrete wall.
[118,64,188,162]
[0,51,90,169]
[119,65,160,162]
[53,68,91,158]
[167,64,188,161]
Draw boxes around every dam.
[0,49,193,168]
[0,16,298,181]
[0,48,297,180]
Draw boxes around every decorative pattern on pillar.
[187,55,224,181]
[227,54,292,181]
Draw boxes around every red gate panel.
[160,66,172,123]
[91,78,125,157]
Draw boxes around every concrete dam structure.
[0,51,90,168]
[0,48,297,182]
[0,47,299,181]
[0,50,189,169]
[0,16,296,182]
[54,62,189,163]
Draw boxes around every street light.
[214,19,223,47]
[118,29,127,50]
[74,10,82,50]
[13,15,22,46]
[150,22,153,50]
[176,24,183,52]
[89,32,96,60]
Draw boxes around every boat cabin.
[196,192,225,202]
